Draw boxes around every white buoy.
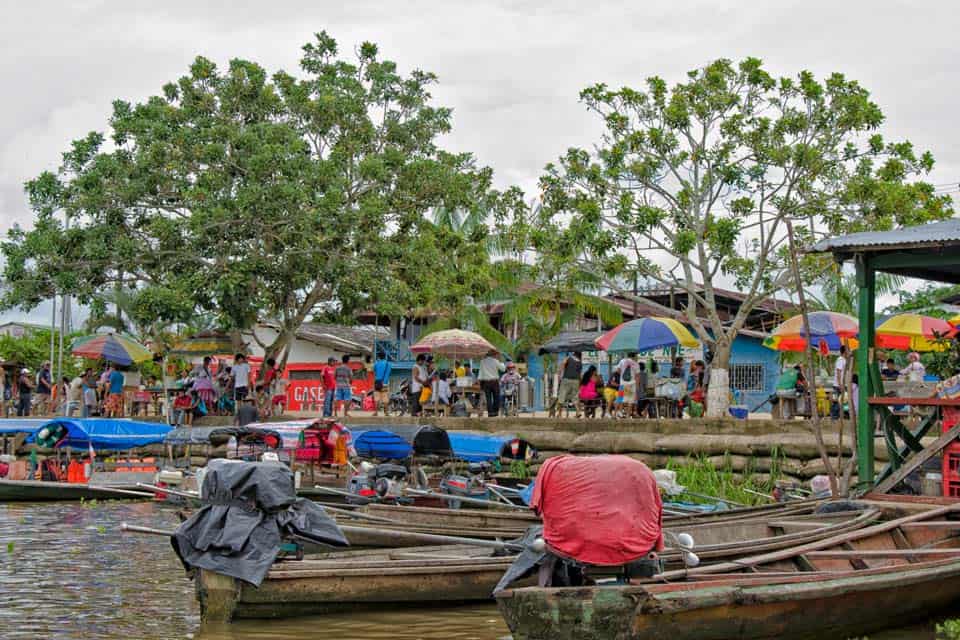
[682,551,700,568]
[676,532,695,550]
[531,537,546,552]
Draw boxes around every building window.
[730,363,765,392]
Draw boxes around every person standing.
[557,352,583,417]
[618,352,640,418]
[409,354,428,416]
[372,354,392,416]
[231,354,251,403]
[901,352,926,382]
[334,355,353,417]
[478,350,505,417]
[234,396,260,427]
[834,345,848,389]
[66,372,85,417]
[35,361,52,415]
[191,356,218,412]
[322,356,337,417]
[16,368,33,417]
[104,364,126,417]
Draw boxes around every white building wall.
[242,325,354,365]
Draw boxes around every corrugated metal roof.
[810,218,960,253]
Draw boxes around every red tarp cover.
[532,455,663,566]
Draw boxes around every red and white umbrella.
[410,329,496,359]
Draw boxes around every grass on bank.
[665,449,789,507]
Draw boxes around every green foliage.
[509,460,531,481]
[666,452,785,507]
[938,619,960,640]
[3,31,498,364]
[887,283,960,318]
[0,328,85,378]
[531,57,951,415]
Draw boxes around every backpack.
[622,365,633,383]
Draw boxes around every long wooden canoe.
[196,505,878,621]
[0,477,154,501]
[496,503,960,640]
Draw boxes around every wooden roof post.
[855,252,876,485]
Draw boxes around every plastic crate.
[944,406,960,433]
[942,442,960,497]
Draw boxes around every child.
[604,370,620,418]
[433,371,452,407]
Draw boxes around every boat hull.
[0,478,149,501]
[496,559,960,640]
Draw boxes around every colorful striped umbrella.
[70,333,153,366]
[595,317,699,353]
[875,313,957,352]
[763,311,859,353]
[410,329,497,358]
[950,314,960,328]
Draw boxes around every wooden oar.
[121,521,526,553]
[404,488,529,510]
[121,523,175,536]
[86,486,157,498]
[136,482,199,501]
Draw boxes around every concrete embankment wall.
[340,416,921,483]
[2,415,921,482]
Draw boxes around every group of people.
[556,352,704,418]
[403,351,528,417]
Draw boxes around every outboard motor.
[440,462,492,509]
[346,461,410,502]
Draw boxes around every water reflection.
[197,606,508,640]
[0,501,510,640]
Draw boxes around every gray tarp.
[171,460,349,586]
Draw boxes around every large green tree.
[3,32,495,368]
[531,58,951,416]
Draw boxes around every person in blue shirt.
[372,356,392,416]
[104,364,126,417]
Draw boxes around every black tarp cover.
[350,424,453,457]
[171,460,349,586]
[537,331,600,355]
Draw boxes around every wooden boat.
[196,503,879,621]
[0,477,155,501]
[496,502,960,640]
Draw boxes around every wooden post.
[198,569,239,623]
[786,221,837,495]
[855,253,876,484]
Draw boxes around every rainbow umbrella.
[763,311,859,352]
[595,317,699,353]
[949,314,960,328]
[875,313,957,352]
[411,329,496,358]
[70,333,153,366]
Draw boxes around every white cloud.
[1,0,958,323]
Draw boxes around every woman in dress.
[191,356,218,414]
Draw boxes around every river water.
[0,501,943,640]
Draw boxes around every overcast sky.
[1,0,958,325]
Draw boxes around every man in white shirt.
[617,352,640,416]
[834,345,847,388]
[478,350,505,417]
[232,353,251,401]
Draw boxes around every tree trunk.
[705,341,731,418]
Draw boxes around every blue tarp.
[448,432,517,463]
[26,418,172,449]
[350,429,413,459]
[0,419,47,435]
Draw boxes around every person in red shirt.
[322,356,337,417]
